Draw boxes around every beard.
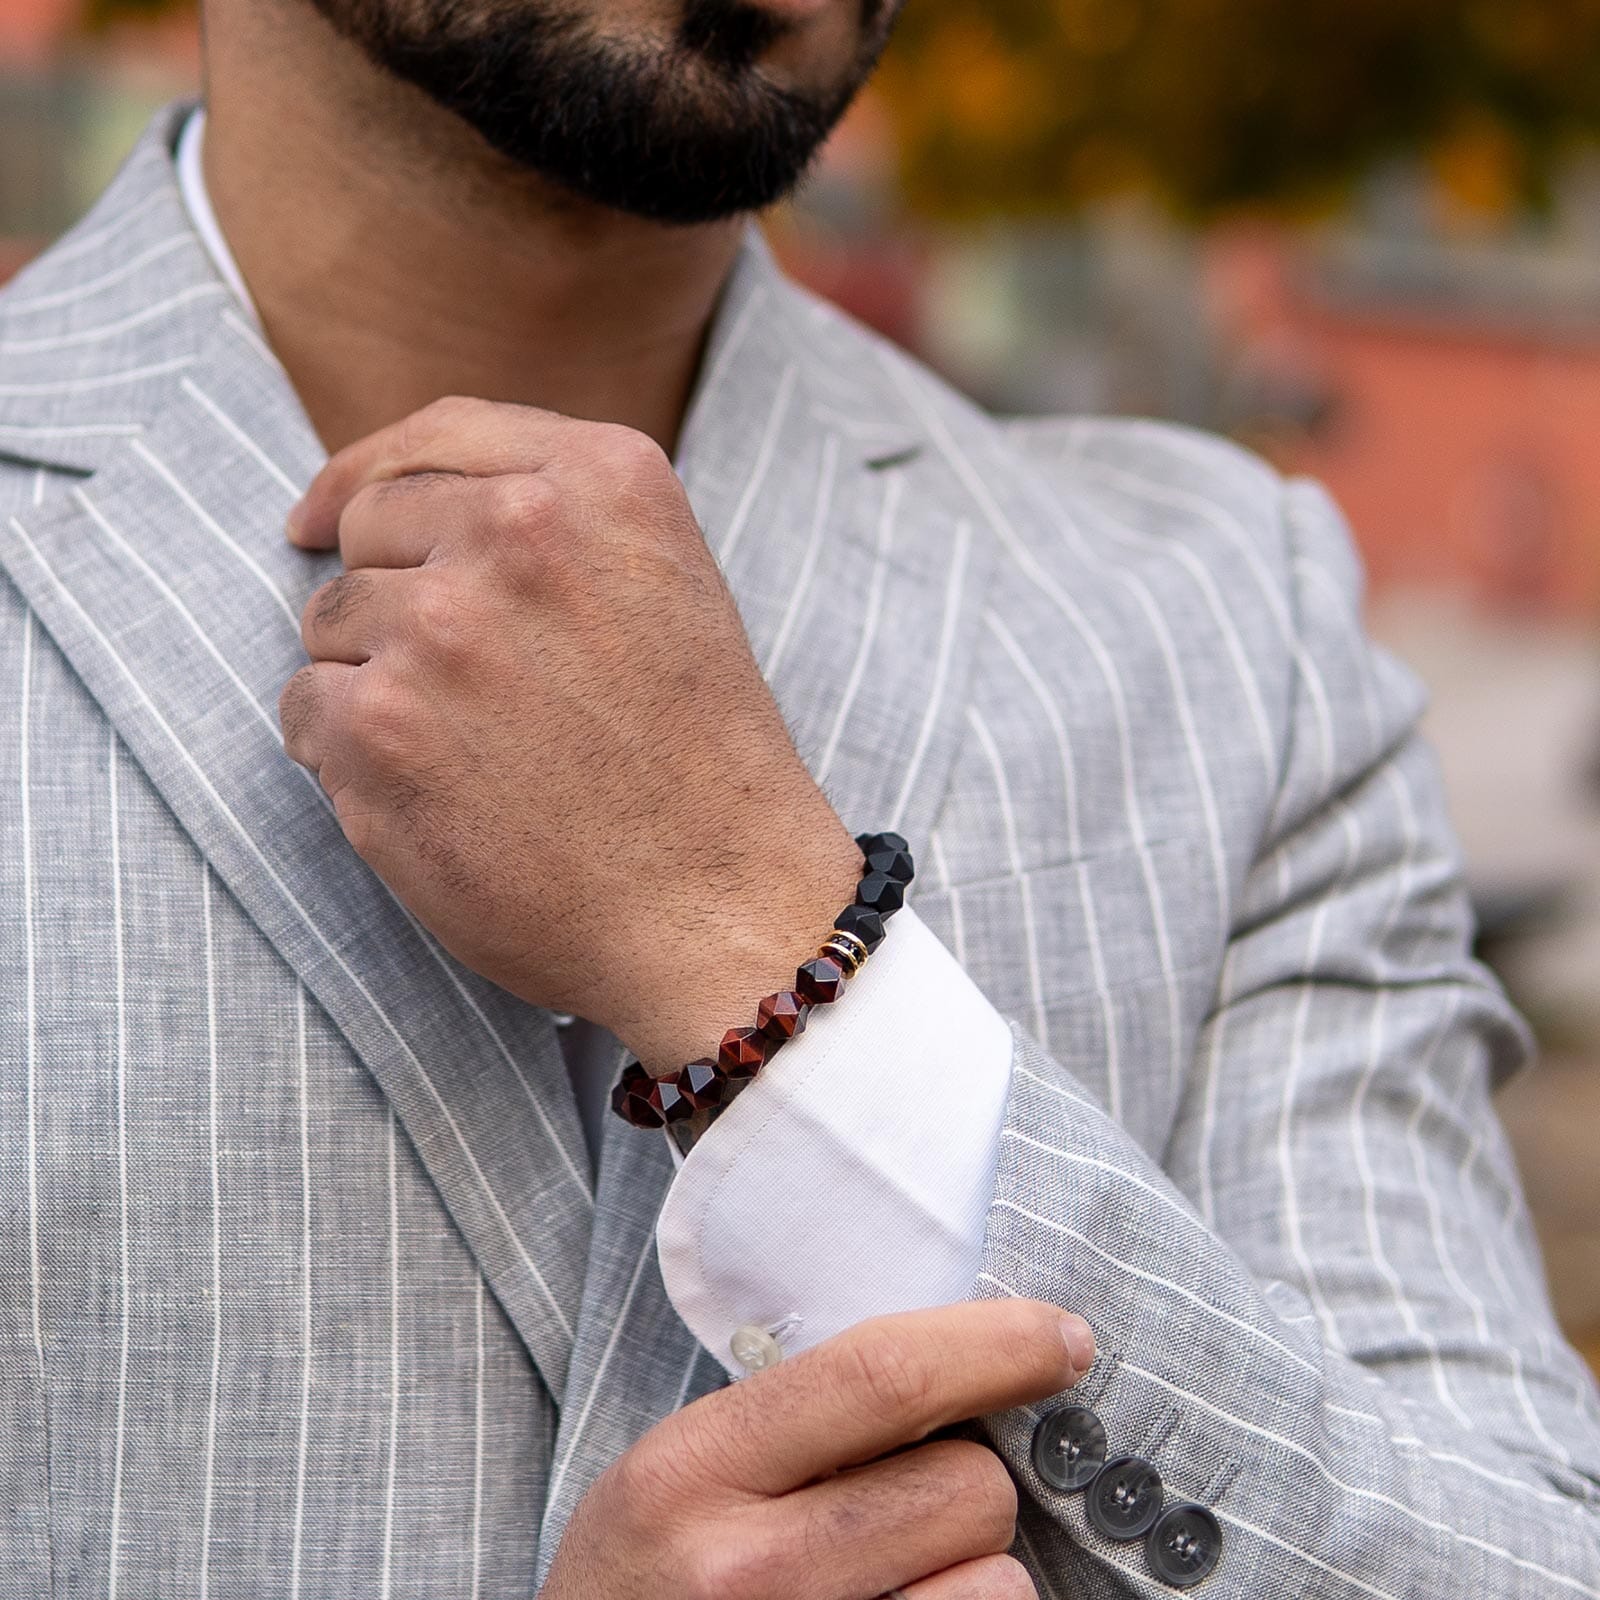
[302,0,895,224]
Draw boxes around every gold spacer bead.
[820,930,869,976]
[819,940,862,977]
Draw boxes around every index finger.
[288,395,580,550]
[680,1299,1093,1498]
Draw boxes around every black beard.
[306,0,891,224]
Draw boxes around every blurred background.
[2,0,1597,1373]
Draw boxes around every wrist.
[610,825,864,1073]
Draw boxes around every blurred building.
[0,0,196,268]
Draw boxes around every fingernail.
[285,498,308,541]
[1059,1314,1096,1376]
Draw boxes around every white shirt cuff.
[655,905,1014,1377]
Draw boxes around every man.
[0,0,1596,1593]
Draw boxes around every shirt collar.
[174,106,260,326]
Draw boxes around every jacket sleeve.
[975,476,1600,1598]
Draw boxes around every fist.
[279,396,861,1068]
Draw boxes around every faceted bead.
[611,1061,666,1128]
[652,1075,693,1124]
[863,845,915,886]
[796,955,847,1005]
[856,870,906,916]
[834,903,886,952]
[609,1059,694,1127]
[719,1026,768,1081]
[756,989,811,1044]
[673,1057,727,1112]
[856,830,909,860]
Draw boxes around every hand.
[541,1298,1095,1600]
[279,397,861,1069]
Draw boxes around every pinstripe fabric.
[0,101,1596,1597]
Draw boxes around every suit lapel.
[0,111,595,1402]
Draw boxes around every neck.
[200,0,747,456]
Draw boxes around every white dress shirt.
[175,107,1015,1377]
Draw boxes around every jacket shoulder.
[1000,413,1291,571]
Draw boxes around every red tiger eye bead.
[609,1060,693,1127]
[756,990,811,1044]
[611,1061,666,1128]
[673,1058,727,1112]
[719,1026,768,1081]
[796,955,847,1005]
[651,1075,693,1124]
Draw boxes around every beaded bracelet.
[609,831,916,1131]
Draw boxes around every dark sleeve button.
[1145,1502,1222,1587]
[1087,1454,1164,1541]
[1030,1404,1108,1492]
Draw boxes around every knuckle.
[308,571,369,636]
[905,1441,1016,1556]
[341,478,390,532]
[605,1427,670,1509]
[681,1536,778,1600]
[406,573,468,659]
[964,1447,1020,1548]
[401,393,478,451]
[646,1402,735,1503]
[595,422,670,480]
[793,1486,869,1573]
[598,1441,645,1505]
[486,470,563,566]
[835,1322,937,1426]
[490,471,559,532]
[346,671,409,764]
[978,1301,1064,1392]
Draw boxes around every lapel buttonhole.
[865,444,923,472]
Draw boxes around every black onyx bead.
[610,1061,692,1128]
[1030,1404,1107,1493]
[1087,1455,1164,1542]
[796,956,847,1005]
[1144,1503,1222,1589]
[719,1026,767,1081]
[856,830,909,859]
[756,990,811,1044]
[673,1058,727,1112]
[856,871,906,916]
[863,845,915,886]
[833,903,886,952]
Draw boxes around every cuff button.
[1031,1404,1108,1492]
[729,1324,783,1374]
[1145,1502,1222,1587]
[1087,1454,1164,1541]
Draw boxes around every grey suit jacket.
[1,102,1596,1598]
